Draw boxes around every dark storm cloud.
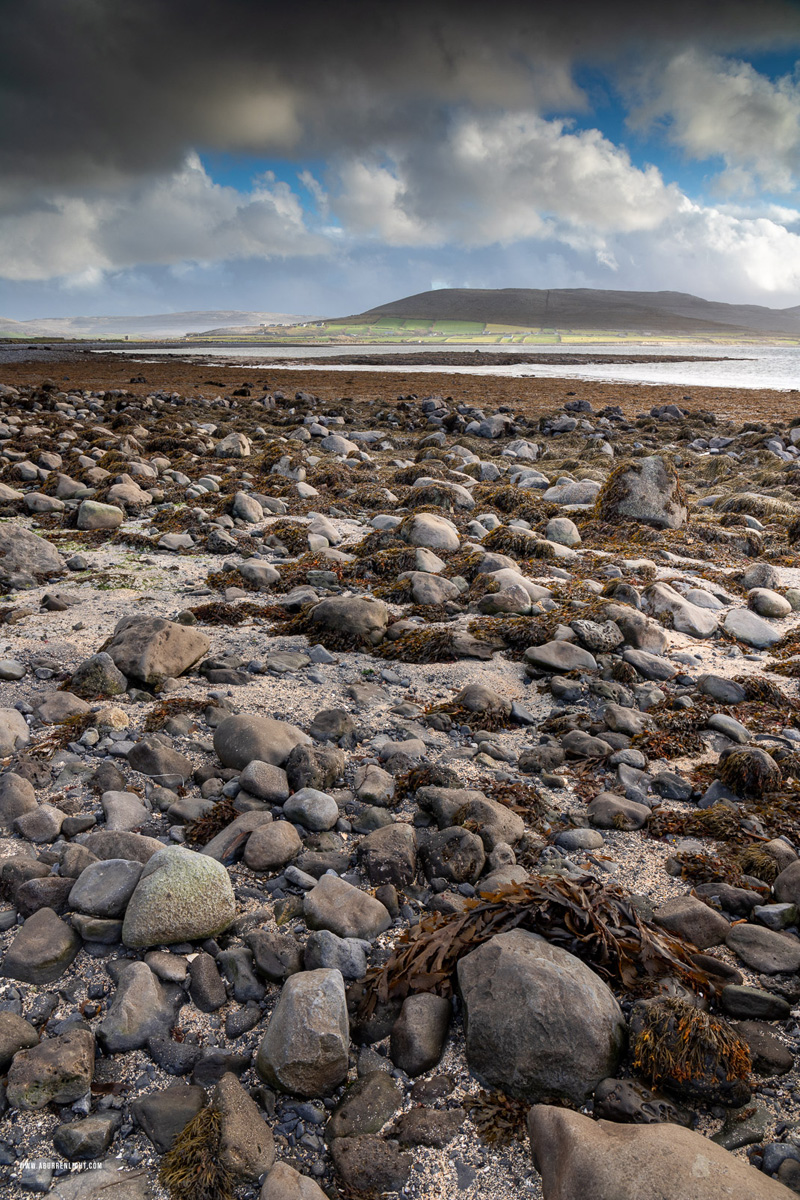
[2,0,799,203]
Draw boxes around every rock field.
[2,359,800,1198]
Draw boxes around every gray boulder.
[97,962,179,1052]
[524,641,598,674]
[213,1071,275,1181]
[0,708,30,756]
[105,615,210,685]
[261,1162,328,1200]
[304,875,391,941]
[724,608,783,648]
[69,858,143,918]
[122,845,236,947]
[0,523,65,586]
[528,1104,792,1200]
[6,1029,94,1110]
[457,930,625,1102]
[307,595,389,646]
[595,456,687,529]
[256,968,349,1096]
[213,714,311,770]
[390,994,451,1076]
[2,906,81,984]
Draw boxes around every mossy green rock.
[122,846,235,947]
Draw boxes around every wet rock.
[213,713,311,769]
[304,875,392,940]
[330,1135,413,1197]
[420,825,485,883]
[213,1070,275,1181]
[0,1011,39,1071]
[595,456,687,529]
[720,984,792,1020]
[304,930,368,979]
[326,1071,402,1140]
[593,1078,690,1126]
[247,929,303,983]
[69,858,143,917]
[2,906,81,984]
[105,615,210,685]
[53,1113,120,1161]
[392,1106,465,1146]
[188,951,227,1012]
[653,895,730,948]
[244,821,302,871]
[726,923,800,974]
[239,759,290,802]
[458,930,625,1103]
[284,787,339,831]
[7,1029,94,1109]
[122,845,236,947]
[527,1104,791,1200]
[97,961,179,1052]
[256,968,349,1096]
[132,1082,206,1152]
[358,822,417,887]
[390,994,451,1076]
[732,1021,793,1075]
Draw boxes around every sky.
[2,0,800,319]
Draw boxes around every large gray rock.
[0,1011,39,1071]
[69,858,143,918]
[390,994,451,1076]
[724,608,784,648]
[595,456,687,529]
[643,583,718,638]
[457,930,625,1103]
[213,1071,275,1181]
[244,821,302,871]
[6,1029,95,1110]
[524,641,598,674]
[2,906,81,984]
[726,923,800,974]
[105,616,210,685]
[213,714,311,770]
[132,1082,205,1152]
[0,771,37,827]
[122,845,236,947]
[97,962,178,1052]
[261,1162,328,1200]
[358,822,418,887]
[653,895,729,948]
[77,500,124,530]
[528,1104,794,1200]
[399,513,460,551]
[307,595,389,646]
[0,523,65,586]
[256,968,349,1096]
[70,652,128,698]
[0,708,30,756]
[283,787,339,831]
[304,874,391,940]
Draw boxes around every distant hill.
[334,288,800,337]
[0,311,317,339]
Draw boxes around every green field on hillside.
[181,316,800,347]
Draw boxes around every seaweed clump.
[350,875,711,1023]
[467,1090,530,1146]
[159,1105,233,1200]
[184,798,237,847]
[630,997,752,1106]
[468,615,553,657]
[717,747,782,799]
[394,762,464,801]
[373,627,460,663]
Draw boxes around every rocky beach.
[2,350,800,1199]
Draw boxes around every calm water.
[96,340,800,390]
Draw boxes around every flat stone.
[524,641,598,673]
[726,923,800,974]
[724,608,783,648]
